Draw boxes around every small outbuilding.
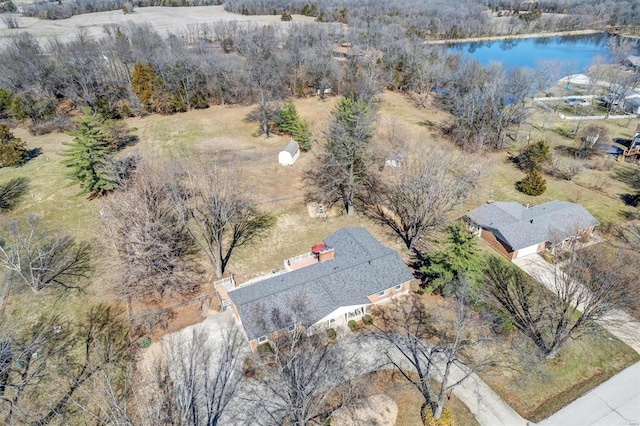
[278,139,300,166]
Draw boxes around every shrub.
[516,169,546,196]
[0,124,27,167]
[257,342,273,354]
[348,320,359,331]
[280,11,292,21]
[546,157,582,181]
[514,140,551,172]
[423,408,454,426]
[327,328,337,339]
[362,314,373,326]
[139,336,152,348]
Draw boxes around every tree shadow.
[26,147,42,161]
[0,176,30,211]
[613,166,640,190]
[619,193,640,207]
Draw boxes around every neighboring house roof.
[228,227,414,340]
[626,55,640,67]
[281,139,299,156]
[465,201,599,250]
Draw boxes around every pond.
[447,33,639,72]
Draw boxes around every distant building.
[624,55,640,69]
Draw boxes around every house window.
[377,289,387,298]
[257,335,268,344]
[394,283,403,291]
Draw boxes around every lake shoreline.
[426,29,603,45]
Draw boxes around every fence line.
[128,291,217,322]
[533,98,638,121]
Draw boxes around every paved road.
[539,362,640,426]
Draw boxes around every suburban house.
[278,139,300,166]
[220,227,414,350]
[464,201,599,260]
[632,124,640,150]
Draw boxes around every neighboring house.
[631,124,640,150]
[224,227,414,350]
[464,201,599,260]
[624,97,640,115]
[624,55,640,69]
[278,139,300,166]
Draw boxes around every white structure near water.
[278,139,300,166]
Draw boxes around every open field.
[0,5,320,44]
[3,90,638,320]
[2,88,640,423]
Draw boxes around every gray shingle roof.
[465,201,599,250]
[228,227,414,340]
[281,139,299,156]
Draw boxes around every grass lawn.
[479,330,640,422]
[354,369,480,426]
[2,88,637,330]
[419,293,640,424]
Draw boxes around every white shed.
[278,139,300,166]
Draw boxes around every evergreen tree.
[515,139,551,172]
[306,97,375,216]
[62,113,117,197]
[276,99,311,150]
[420,223,483,294]
[516,169,546,196]
[0,124,27,167]
[131,62,161,112]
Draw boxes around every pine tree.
[0,124,27,167]
[516,169,546,196]
[62,113,117,197]
[420,223,483,294]
[131,62,160,112]
[276,100,312,150]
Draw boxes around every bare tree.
[163,318,246,426]
[484,246,636,359]
[170,157,273,278]
[247,317,360,425]
[101,160,201,300]
[0,304,132,425]
[369,290,499,421]
[306,97,376,217]
[0,177,30,212]
[366,143,480,250]
[0,215,92,293]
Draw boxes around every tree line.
[0,19,554,152]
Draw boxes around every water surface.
[448,33,639,72]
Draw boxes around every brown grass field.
[2,88,639,424]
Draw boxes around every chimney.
[311,243,334,263]
[319,247,335,262]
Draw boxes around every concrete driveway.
[513,254,640,353]
[539,362,640,426]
